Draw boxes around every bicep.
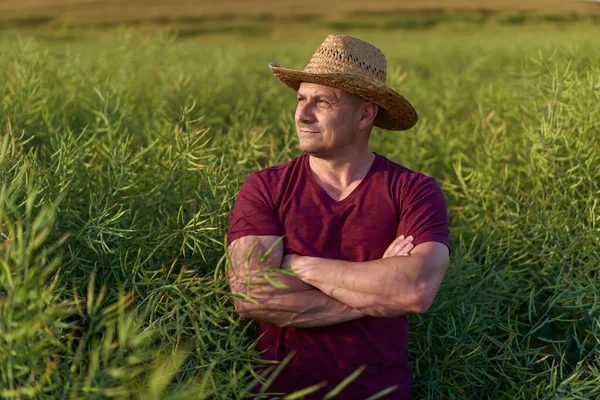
[396,177,450,251]
[412,241,450,281]
[228,173,282,243]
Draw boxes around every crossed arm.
[281,241,449,318]
[228,235,366,328]
[228,234,448,328]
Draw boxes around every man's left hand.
[382,235,414,258]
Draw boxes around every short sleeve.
[227,172,283,244]
[396,176,451,252]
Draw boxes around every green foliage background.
[0,16,599,399]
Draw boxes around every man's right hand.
[382,235,414,258]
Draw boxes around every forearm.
[231,266,314,297]
[229,247,367,328]
[292,254,440,317]
[235,287,366,328]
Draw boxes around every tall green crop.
[0,18,599,398]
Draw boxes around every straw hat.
[269,35,417,131]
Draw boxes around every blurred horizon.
[2,0,600,22]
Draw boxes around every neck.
[308,147,375,189]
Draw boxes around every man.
[227,35,450,399]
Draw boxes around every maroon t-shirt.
[228,153,450,399]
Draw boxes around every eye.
[317,100,331,108]
[296,96,305,103]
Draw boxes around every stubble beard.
[297,126,335,159]
[298,135,324,157]
[297,130,359,160]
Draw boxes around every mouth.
[299,129,320,134]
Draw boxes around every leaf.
[323,365,365,399]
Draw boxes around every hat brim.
[269,64,418,131]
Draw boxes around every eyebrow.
[297,92,339,102]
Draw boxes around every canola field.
[1,13,599,399]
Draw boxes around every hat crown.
[303,35,387,84]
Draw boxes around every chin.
[301,146,332,159]
[299,140,319,152]
[300,145,319,156]
[300,145,316,155]
[299,137,334,157]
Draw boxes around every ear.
[358,102,378,130]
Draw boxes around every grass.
[1,16,600,399]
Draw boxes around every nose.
[295,99,316,125]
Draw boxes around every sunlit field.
[1,12,599,399]
[2,0,599,21]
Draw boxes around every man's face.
[295,82,371,158]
